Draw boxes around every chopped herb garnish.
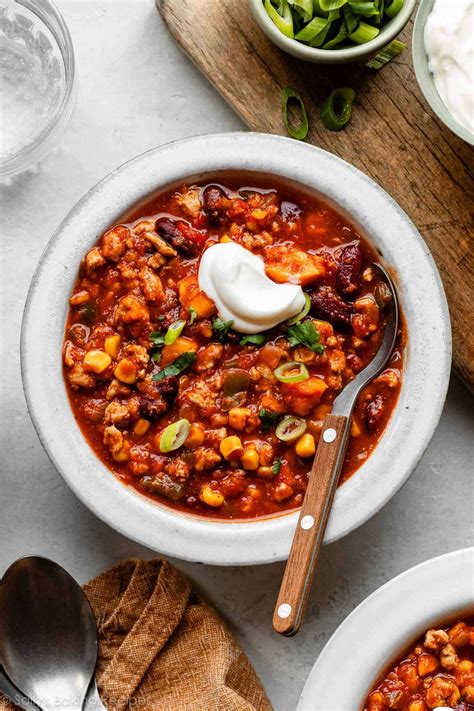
[213,317,234,342]
[188,306,198,325]
[149,331,165,348]
[152,352,196,381]
[282,86,309,141]
[259,409,284,433]
[240,333,265,346]
[286,321,325,354]
[365,39,406,70]
[151,352,162,363]
[272,458,282,475]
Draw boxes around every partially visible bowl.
[248,0,417,64]
[297,548,474,710]
[21,133,451,565]
[412,0,474,146]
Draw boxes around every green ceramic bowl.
[412,0,474,145]
[249,0,417,64]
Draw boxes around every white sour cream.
[424,0,474,134]
[198,242,305,334]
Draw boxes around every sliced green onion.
[240,333,265,346]
[159,419,191,453]
[164,319,186,346]
[188,306,197,325]
[295,16,329,42]
[365,39,406,69]
[349,21,379,43]
[264,0,294,37]
[282,86,309,141]
[276,416,307,442]
[348,1,378,16]
[288,0,313,22]
[272,458,283,475]
[384,0,403,18]
[322,20,348,48]
[287,293,311,325]
[320,0,346,10]
[320,88,355,131]
[274,361,309,383]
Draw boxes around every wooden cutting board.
[159,0,473,390]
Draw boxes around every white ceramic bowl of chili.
[297,547,474,710]
[21,133,451,565]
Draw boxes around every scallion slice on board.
[365,39,406,69]
[282,86,309,140]
[320,88,356,131]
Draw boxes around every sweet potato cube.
[264,245,326,286]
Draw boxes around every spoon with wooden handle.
[273,263,399,636]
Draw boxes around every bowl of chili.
[21,133,450,565]
[297,547,474,710]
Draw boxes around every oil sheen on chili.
[63,176,404,520]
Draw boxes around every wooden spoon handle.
[273,413,351,636]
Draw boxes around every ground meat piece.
[449,621,471,647]
[123,344,149,378]
[82,399,107,423]
[104,401,130,425]
[175,187,202,219]
[140,473,185,501]
[168,458,191,481]
[139,266,165,302]
[142,231,177,257]
[114,295,149,324]
[147,253,167,270]
[365,394,385,434]
[183,379,216,417]
[156,217,198,257]
[106,379,131,401]
[63,340,83,368]
[426,677,461,707]
[101,225,129,262]
[440,643,459,670]
[193,447,222,472]
[336,241,363,296]
[103,425,123,454]
[424,628,449,651]
[311,286,354,329]
[84,247,106,272]
[272,482,294,502]
[328,349,346,373]
[195,344,223,372]
[68,362,96,389]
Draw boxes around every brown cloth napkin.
[0,558,273,711]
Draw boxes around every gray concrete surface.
[1,2,473,709]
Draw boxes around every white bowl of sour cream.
[413,0,474,145]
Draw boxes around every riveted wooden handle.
[273,413,351,636]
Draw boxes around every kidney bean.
[365,394,385,434]
[336,241,363,296]
[202,185,232,226]
[310,286,354,329]
[155,217,198,257]
[138,376,178,419]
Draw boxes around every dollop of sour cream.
[424,0,474,134]
[198,242,305,334]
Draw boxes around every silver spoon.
[273,263,399,635]
[0,667,41,710]
[0,556,105,711]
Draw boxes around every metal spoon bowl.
[0,556,104,711]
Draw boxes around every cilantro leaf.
[240,333,265,346]
[149,331,165,348]
[272,458,282,475]
[152,352,196,381]
[259,409,284,433]
[188,307,197,325]
[286,322,324,354]
[213,317,234,343]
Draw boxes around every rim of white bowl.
[248,0,417,63]
[297,547,474,711]
[21,132,451,565]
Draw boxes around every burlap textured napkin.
[0,558,272,711]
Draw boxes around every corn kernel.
[104,334,121,359]
[295,433,316,458]
[185,424,205,449]
[257,466,274,480]
[199,485,224,507]
[241,447,259,471]
[134,418,150,436]
[219,235,232,243]
[112,441,130,462]
[251,209,267,220]
[220,435,243,460]
[69,290,90,306]
[83,349,112,374]
[228,407,251,431]
[351,419,361,437]
[114,358,137,384]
